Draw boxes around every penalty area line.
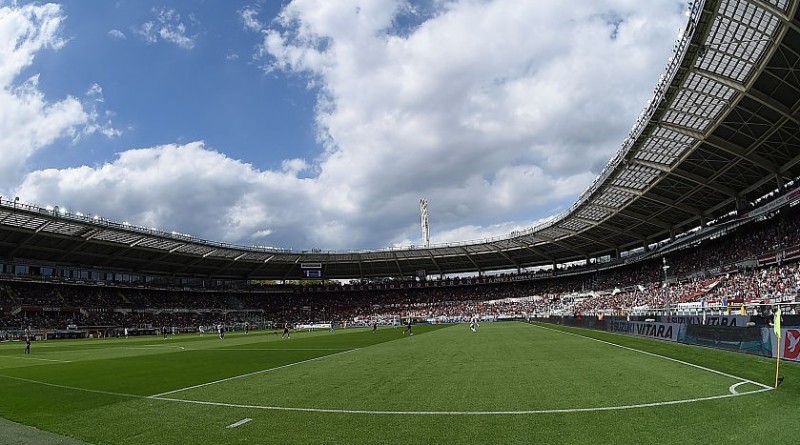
[530,323,774,391]
[0,369,773,416]
[151,387,773,415]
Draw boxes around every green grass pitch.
[0,322,797,444]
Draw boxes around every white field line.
[0,359,774,415]
[729,381,749,394]
[210,348,347,352]
[17,343,184,350]
[0,327,776,416]
[121,346,185,351]
[0,374,139,398]
[225,418,252,428]
[147,348,361,398]
[532,323,773,390]
[151,388,773,415]
[0,355,72,363]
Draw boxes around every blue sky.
[25,0,318,172]
[0,0,688,251]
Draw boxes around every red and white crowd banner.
[776,328,800,361]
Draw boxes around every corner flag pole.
[774,307,782,388]
[775,339,782,388]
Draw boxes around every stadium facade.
[1,0,799,281]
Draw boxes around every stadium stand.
[1,0,799,343]
[2,198,799,340]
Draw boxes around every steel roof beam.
[641,192,703,217]
[535,233,590,258]
[134,243,189,274]
[570,232,618,251]
[703,134,780,173]
[695,66,800,127]
[456,248,482,273]
[5,220,53,258]
[392,251,404,277]
[210,253,249,277]
[487,244,519,269]
[510,239,554,263]
[744,0,794,22]
[425,250,444,275]
[606,184,644,196]
[616,208,673,230]
[631,159,671,172]
[670,167,740,198]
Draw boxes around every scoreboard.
[301,263,323,279]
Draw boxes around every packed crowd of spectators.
[2,206,800,333]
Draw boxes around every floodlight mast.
[420,198,430,248]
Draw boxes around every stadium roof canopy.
[1,0,799,280]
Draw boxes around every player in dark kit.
[403,319,413,335]
[24,336,31,355]
[282,322,291,338]
[372,321,378,333]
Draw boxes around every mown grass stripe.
[531,323,774,390]
[147,348,361,398]
[0,368,773,416]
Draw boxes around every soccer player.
[403,319,413,335]
[470,316,480,333]
[24,336,31,355]
[372,321,378,333]
[282,322,291,338]
[199,325,205,336]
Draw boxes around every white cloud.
[0,3,66,85]
[0,3,117,193]
[136,8,197,49]
[107,28,126,39]
[414,219,555,248]
[15,142,329,248]
[13,0,688,251]
[86,83,104,102]
[250,0,686,246]
[240,6,265,33]
[281,158,310,174]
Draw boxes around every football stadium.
[1,0,800,444]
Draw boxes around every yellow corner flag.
[774,307,782,388]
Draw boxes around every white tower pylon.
[420,198,430,248]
